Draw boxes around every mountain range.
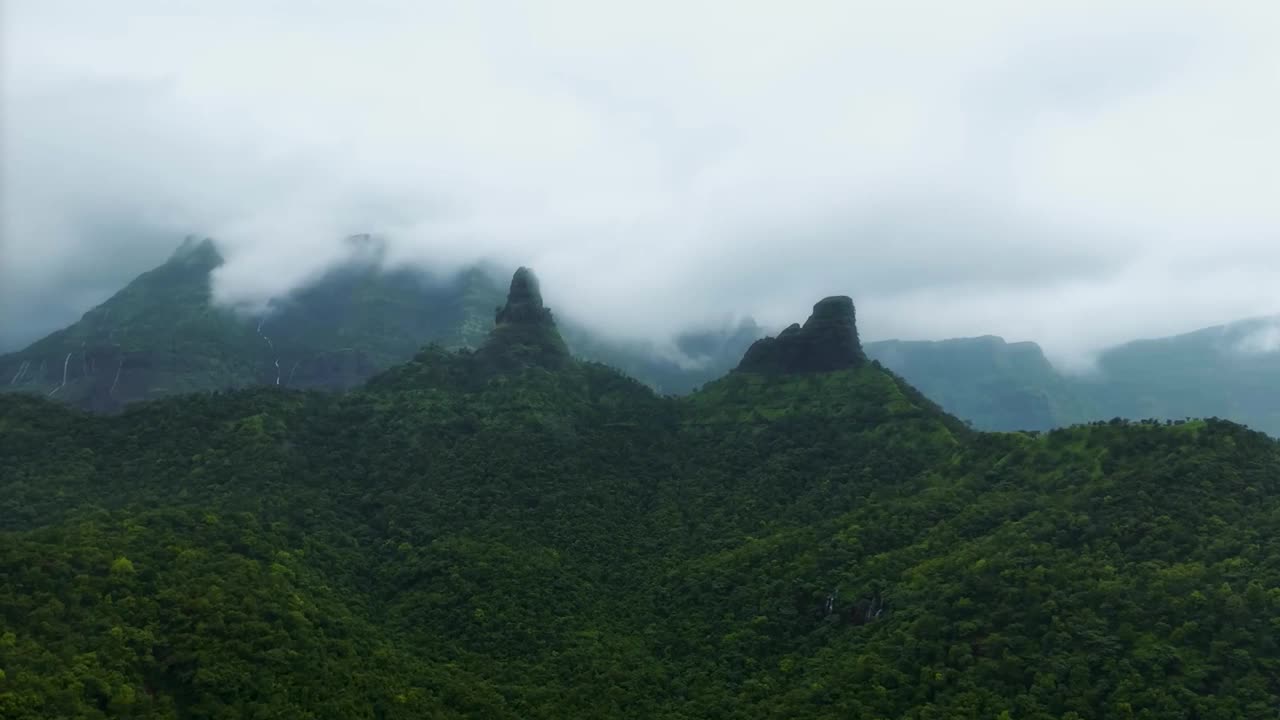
[3,267,1278,717]
[4,237,1279,436]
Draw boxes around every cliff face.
[477,267,571,371]
[0,239,508,411]
[736,296,866,375]
[864,336,1075,431]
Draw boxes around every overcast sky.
[3,0,1279,367]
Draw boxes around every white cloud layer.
[1236,322,1280,355]
[3,0,1280,367]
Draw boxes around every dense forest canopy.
[3,270,1280,719]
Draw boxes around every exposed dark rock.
[495,267,555,328]
[479,267,570,369]
[736,295,866,374]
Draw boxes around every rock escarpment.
[478,267,570,369]
[737,296,867,374]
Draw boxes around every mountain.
[9,236,1280,436]
[0,237,750,411]
[737,295,867,374]
[1083,316,1280,433]
[4,271,1279,718]
[0,237,504,411]
[2,238,252,411]
[863,319,1280,436]
[864,336,1092,432]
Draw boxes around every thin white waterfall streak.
[256,317,280,385]
[48,352,71,396]
[109,357,123,399]
[10,359,30,384]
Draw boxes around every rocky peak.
[495,267,554,327]
[736,295,866,374]
[479,267,569,368]
[167,236,223,268]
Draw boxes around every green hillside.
[864,336,1095,432]
[7,237,1280,436]
[1,238,259,410]
[0,237,506,411]
[1,238,752,412]
[865,322,1280,436]
[3,271,1279,718]
[1084,317,1280,434]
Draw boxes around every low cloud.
[4,1,1280,364]
[1235,322,1280,355]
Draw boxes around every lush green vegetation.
[865,323,1280,436]
[0,238,509,411]
[3,282,1279,719]
[9,237,1280,438]
[0,238,752,412]
[1081,317,1280,437]
[864,336,1088,432]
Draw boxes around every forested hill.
[0,236,507,410]
[8,236,1280,436]
[3,270,1280,718]
[0,237,756,410]
[864,326,1280,435]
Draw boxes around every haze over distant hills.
[0,237,758,408]
[861,319,1280,435]
[4,237,1280,435]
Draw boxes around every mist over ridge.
[4,1,1280,370]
